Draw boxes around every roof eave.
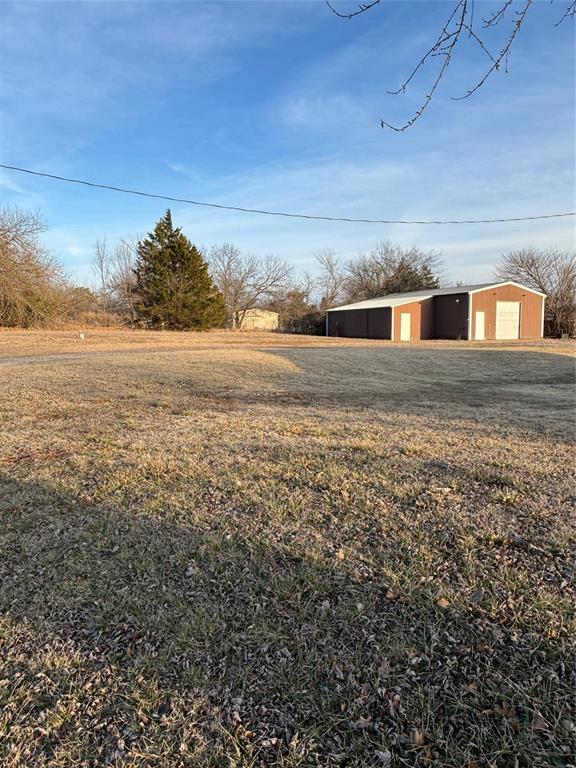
[468,281,547,298]
[327,295,433,312]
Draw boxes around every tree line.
[1,205,574,336]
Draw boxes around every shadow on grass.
[120,345,574,440]
[261,348,576,440]
[1,473,574,767]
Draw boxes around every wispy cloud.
[0,171,25,195]
[280,93,370,131]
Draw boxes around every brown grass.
[1,327,574,359]
[0,330,575,767]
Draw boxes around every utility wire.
[1,163,574,226]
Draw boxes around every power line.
[1,162,574,226]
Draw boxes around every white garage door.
[495,301,520,339]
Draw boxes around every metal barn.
[326,282,546,341]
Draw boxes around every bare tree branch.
[90,236,139,321]
[385,1,466,97]
[452,0,533,101]
[382,0,469,131]
[327,0,573,130]
[556,0,576,25]
[326,0,380,20]
[483,0,515,27]
[314,248,346,309]
[92,238,113,311]
[0,205,46,249]
[111,239,138,321]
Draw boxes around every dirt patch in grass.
[0,332,574,767]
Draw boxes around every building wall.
[240,309,279,331]
[419,298,434,339]
[470,285,544,339]
[334,309,367,338]
[367,308,392,339]
[327,309,362,337]
[392,301,424,341]
[433,293,469,339]
[327,308,391,338]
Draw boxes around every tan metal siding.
[471,285,544,339]
[392,300,427,341]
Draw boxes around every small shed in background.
[239,308,279,331]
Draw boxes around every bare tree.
[209,244,292,327]
[344,242,443,301]
[495,247,576,336]
[263,274,322,332]
[110,239,138,321]
[328,0,575,130]
[91,236,138,321]
[0,206,71,327]
[315,248,347,309]
[92,238,113,312]
[0,205,46,249]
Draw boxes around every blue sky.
[1,0,574,286]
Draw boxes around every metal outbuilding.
[326,282,546,341]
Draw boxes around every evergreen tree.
[134,211,226,329]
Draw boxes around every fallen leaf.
[261,738,278,748]
[411,728,426,746]
[497,703,520,732]
[350,717,372,730]
[379,659,391,676]
[532,712,549,731]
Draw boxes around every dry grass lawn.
[0,329,575,767]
